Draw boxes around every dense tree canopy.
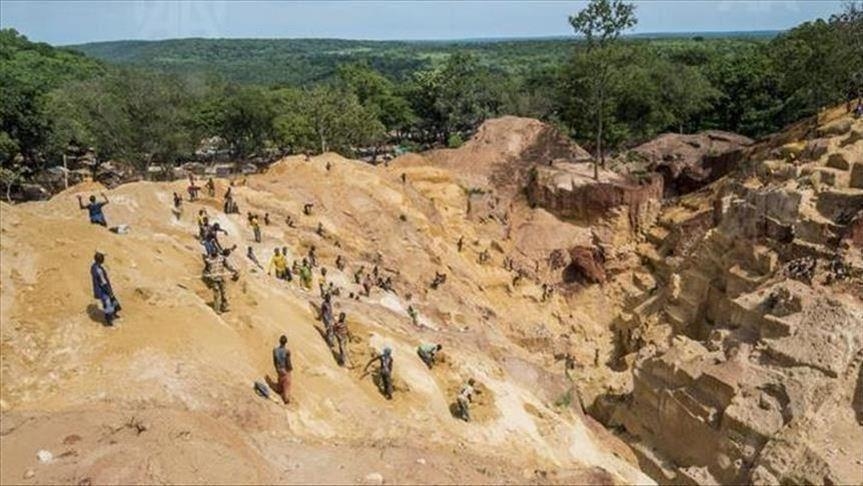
[0,0,860,196]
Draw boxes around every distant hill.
[68,32,772,86]
[1,29,105,93]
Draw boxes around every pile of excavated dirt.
[1,118,651,485]
[395,116,592,194]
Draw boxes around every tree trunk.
[146,154,154,181]
[595,78,605,179]
[6,183,11,204]
[595,108,603,181]
[62,154,69,189]
[319,130,326,154]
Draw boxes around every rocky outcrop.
[613,286,862,484]
[621,131,753,197]
[595,108,863,485]
[526,162,663,232]
[564,245,606,284]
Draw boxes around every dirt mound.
[403,116,592,194]
[463,116,591,163]
[54,180,107,197]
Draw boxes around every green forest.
[1,0,861,196]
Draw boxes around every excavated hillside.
[591,106,863,484]
[0,117,650,485]
[2,108,861,486]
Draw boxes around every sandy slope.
[0,120,650,484]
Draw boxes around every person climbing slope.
[299,258,313,290]
[333,312,349,366]
[187,174,200,201]
[247,246,264,270]
[417,343,442,369]
[320,293,335,347]
[251,214,262,243]
[363,347,394,400]
[77,193,110,227]
[456,378,479,422]
[90,251,121,326]
[205,177,215,197]
[267,247,288,279]
[281,246,294,281]
[407,305,419,327]
[196,209,209,240]
[172,192,183,220]
[202,248,239,314]
[203,221,230,255]
[307,246,317,268]
[272,335,293,404]
[362,274,372,297]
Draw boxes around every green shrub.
[447,133,464,148]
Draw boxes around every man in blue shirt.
[90,252,121,326]
[77,193,110,227]
[272,335,293,404]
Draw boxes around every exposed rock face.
[614,290,862,484]
[525,162,663,232]
[564,245,606,284]
[851,163,863,189]
[844,210,863,248]
[621,131,753,197]
[596,107,863,485]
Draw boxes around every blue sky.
[0,0,845,45]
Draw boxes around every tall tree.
[655,63,720,134]
[303,85,384,154]
[568,0,637,179]
[336,63,415,134]
[220,86,277,158]
[769,1,863,124]
[272,85,384,155]
[408,53,502,144]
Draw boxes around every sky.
[0,0,845,45]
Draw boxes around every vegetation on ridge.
[0,1,861,194]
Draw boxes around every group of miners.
[77,173,481,420]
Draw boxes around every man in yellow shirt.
[268,248,288,280]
